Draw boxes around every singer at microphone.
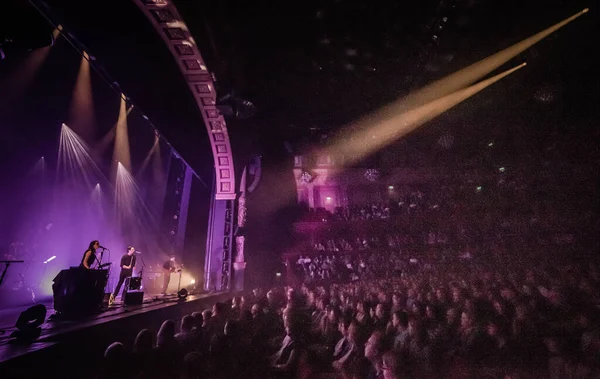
[110,245,137,305]
[80,240,102,270]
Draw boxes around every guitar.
[164,263,183,275]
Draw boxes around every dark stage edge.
[0,291,233,378]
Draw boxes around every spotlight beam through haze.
[138,134,161,176]
[112,96,132,175]
[115,162,158,229]
[0,26,62,114]
[68,52,95,142]
[57,123,106,190]
[97,104,135,158]
[323,8,589,164]
[90,183,104,219]
[327,63,526,163]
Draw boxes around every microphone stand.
[95,248,105,269]
[0,260,26,334]
[138,254,146,289]
[0,260,24,287]
[176,265,184,293]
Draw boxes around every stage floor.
[0,291,225,365]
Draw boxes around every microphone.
[99,245,108,250]
[135,251,143,254]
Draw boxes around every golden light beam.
[53,25,64,40]
[326,8,588,159]
[330,63,526,163]
[0,26,62,114]
[68,51,95,142]
[111,95,132,176]
[95,104,135,156]
[137,134,160,176]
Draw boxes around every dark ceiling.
[2,0,599,168]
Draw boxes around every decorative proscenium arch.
[133,0,239,291]
[132,0,235,201]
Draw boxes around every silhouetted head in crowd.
[181,352,204,379]
[133,329,154,354]
[224,319,240,338]
[240,309,252,322]
[201,309,212,326]
[348,321,364,346]
[382,350,407,379]
[157,319,176,346]
[251,303,262,319]
[392,311,409,330]
[284,315,302,339]
[191,311,203,329]
[365,330,387,362]
[212,302,226,318]
[104,342,128,377]
[338,315,353,337]
[375,303,388,319]
[180,315,195,334]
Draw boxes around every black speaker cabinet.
[124,291,144,306]
[125,276,142,291]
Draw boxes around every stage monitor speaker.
[124,291,144,306]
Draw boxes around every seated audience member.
[271,314,307,378]
[133,329,156,377]
[364,330,390,379]
[333,321,366,378]
[181,352,205,379]
[333,316,354,360]
[155,319,183,376]
[102,342,130,379]
[176,315,197,353]
[391,311,410,352]
[382,350,410,379]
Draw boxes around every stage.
[0,291,232,378]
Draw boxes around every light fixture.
[43,256,56,264]
[11,304,46,342]
[364,169,380,182]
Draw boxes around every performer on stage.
[109,246,137,305]
[80,240,101,270]
[162,255,177,295]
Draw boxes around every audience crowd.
[98,237,600,379]
[96,134,598,379]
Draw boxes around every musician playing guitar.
[161,255,179,295]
